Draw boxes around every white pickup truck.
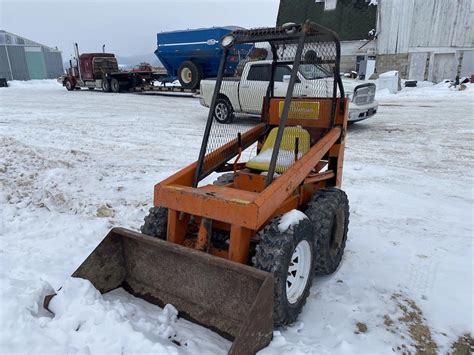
[199,60,378,124]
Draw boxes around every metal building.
[276,0,474,82]
[0,30,63,81]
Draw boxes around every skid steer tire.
[254,216,315,326]
[213,173,235,186]
[305,188,349,275]
[140,207,168,239]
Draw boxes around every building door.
[408,52,428,81]
[431,53,455,83]
[25,47,46,79]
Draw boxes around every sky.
[0,0,280,62]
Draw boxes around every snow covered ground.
[1,80,472,354]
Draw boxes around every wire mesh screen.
[195,23,341,185]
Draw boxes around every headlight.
[221,35,235,48]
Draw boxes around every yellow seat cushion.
[246,127,310,173]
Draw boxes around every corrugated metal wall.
[5,46,29,80]
[43,49,64,78]
[0,45,63,80]
[377,0,473,54]
[0,46,12,79]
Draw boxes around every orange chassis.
[154,97,348,265]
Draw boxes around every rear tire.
[101,79,111,92]
[141,207,168,239]
[213,98,234,124]
[111,78,120,93]
[178,61,202,89]
[305,188,349,275]
[254,216,315,326]
[65,79,74,91]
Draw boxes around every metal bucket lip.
[110,227,272,281]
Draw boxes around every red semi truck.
[59,44,164,92]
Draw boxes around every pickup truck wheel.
[111,78,121,93]
[178,61,202,89]
[101,79,111,92]
[65,79,75,91]
[213,98,234,124]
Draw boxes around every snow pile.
[4,79,60,90]
[278,210,308,232]
[376,81,473,100]
[379,70,399,78]
[47,278,180,353]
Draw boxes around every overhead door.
[25,46,46,79]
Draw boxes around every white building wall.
[377,0,473,54]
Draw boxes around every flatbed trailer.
[59,44,171,93]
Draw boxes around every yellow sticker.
[279,101,320,120]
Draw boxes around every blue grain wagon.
[155,26,251,89]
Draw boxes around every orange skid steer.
[45,22,350,354]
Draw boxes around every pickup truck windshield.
[298,64,332,80]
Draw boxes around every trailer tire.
[141,207,168,240]
[101,79,111,92]
[254,216,315,326]
[111,78,121,93]
[305,188,349,275]
[178,61,202,89]
[213,97,234,124]
[65,79,75,91]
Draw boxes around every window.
[274,65,292,82]
[247,65,271,81]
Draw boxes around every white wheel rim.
[181,68,192,84]
[215,102,228,121]
[286,240,312,304]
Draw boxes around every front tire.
[213,98,234,124]
[305,188,349,275]
[178,61,202,89]
[65,79,75,91]
[254,216,315,326]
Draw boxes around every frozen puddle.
[47,278,231,354]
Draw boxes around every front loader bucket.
[49,227,273,354]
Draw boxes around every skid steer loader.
[45,22,350,354]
